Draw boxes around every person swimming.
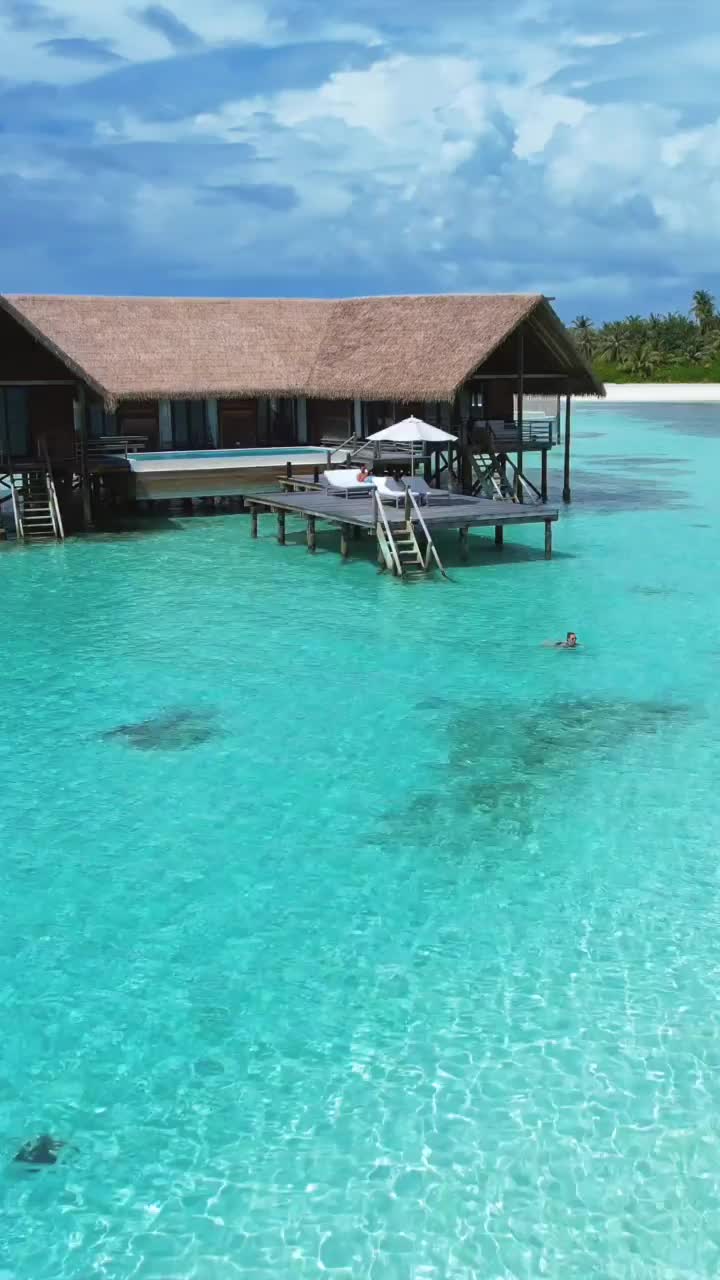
[556,631,578,648]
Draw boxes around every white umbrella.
[367,416,457,474]
[367,415,457,444]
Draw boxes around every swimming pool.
[2,403,720,1278]
[129,447,329,464]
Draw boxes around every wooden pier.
[241,486,558,577]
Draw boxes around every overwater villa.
[0,292,602,572]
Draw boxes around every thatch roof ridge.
[0,291,602,403]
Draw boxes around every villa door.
[219,399,258,447]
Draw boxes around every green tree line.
[570,290,720,382]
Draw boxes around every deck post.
[494,524,504,548]
[541,449,549,503]
[307,514,316,553]
[562,395,572,503]
[286,461,293,481]
[277,509,286,544]
[516,327,524,504]
[459,525,469,561]
[340,524,350,558]
[250,503,258,537]
[76,384,93,529]
[544,520,553,559]
[313,466,320,484]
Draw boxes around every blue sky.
[1,0,718,321]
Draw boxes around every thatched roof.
[0,292,603,406]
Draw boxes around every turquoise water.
[2,403,720,1279]
[133,448,325,462]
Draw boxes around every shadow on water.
[589,455,690,469]
[630,585,678,597]
[268,526,572,569]
[86,516,186,542]
[567,467,691,514]
[101,708,219,751]
[380,696,693,854]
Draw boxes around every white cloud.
[4,1,720,312]
[570,32,643,48]
[0,1,280,85]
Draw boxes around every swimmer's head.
[566,631,577,647]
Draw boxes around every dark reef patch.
[102,708,218,751]
[380,697,692,848]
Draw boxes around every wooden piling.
[277,509,286,544]
[544,520,553,559]
[516,327,524,505]
[562,395,572,503]
[495,525,504,548]
[541,450,548,503]
[250,504,258,537]
[459,525,469,561]
[340,524,350,558]
[313,466,320,484]
[307,514,316,553]
[286,461,293,480]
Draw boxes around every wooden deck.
[242,488,558,531]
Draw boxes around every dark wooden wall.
[116,401,159,449]
[30,386,76,458]
[307,398,351,443]
[0,308,74,381]
[481,382,514,420]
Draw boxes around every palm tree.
[691,290,716,334]
[599,326,631,364]
[571,315,595,359]
[697,330,720,364]
[622,341,661,379]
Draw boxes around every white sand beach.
[601,383,720,403]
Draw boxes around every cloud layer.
[1,0,717,319]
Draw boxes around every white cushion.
[322,469,372,488]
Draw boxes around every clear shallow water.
[2,403,720,1279]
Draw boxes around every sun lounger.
[372,476,406,506]
[320,469,373,497]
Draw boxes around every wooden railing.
[472,419,554,450]
[9,474,23,540]
[37,436,65,540]
[404,487,447,578]
[372,490,403,576]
